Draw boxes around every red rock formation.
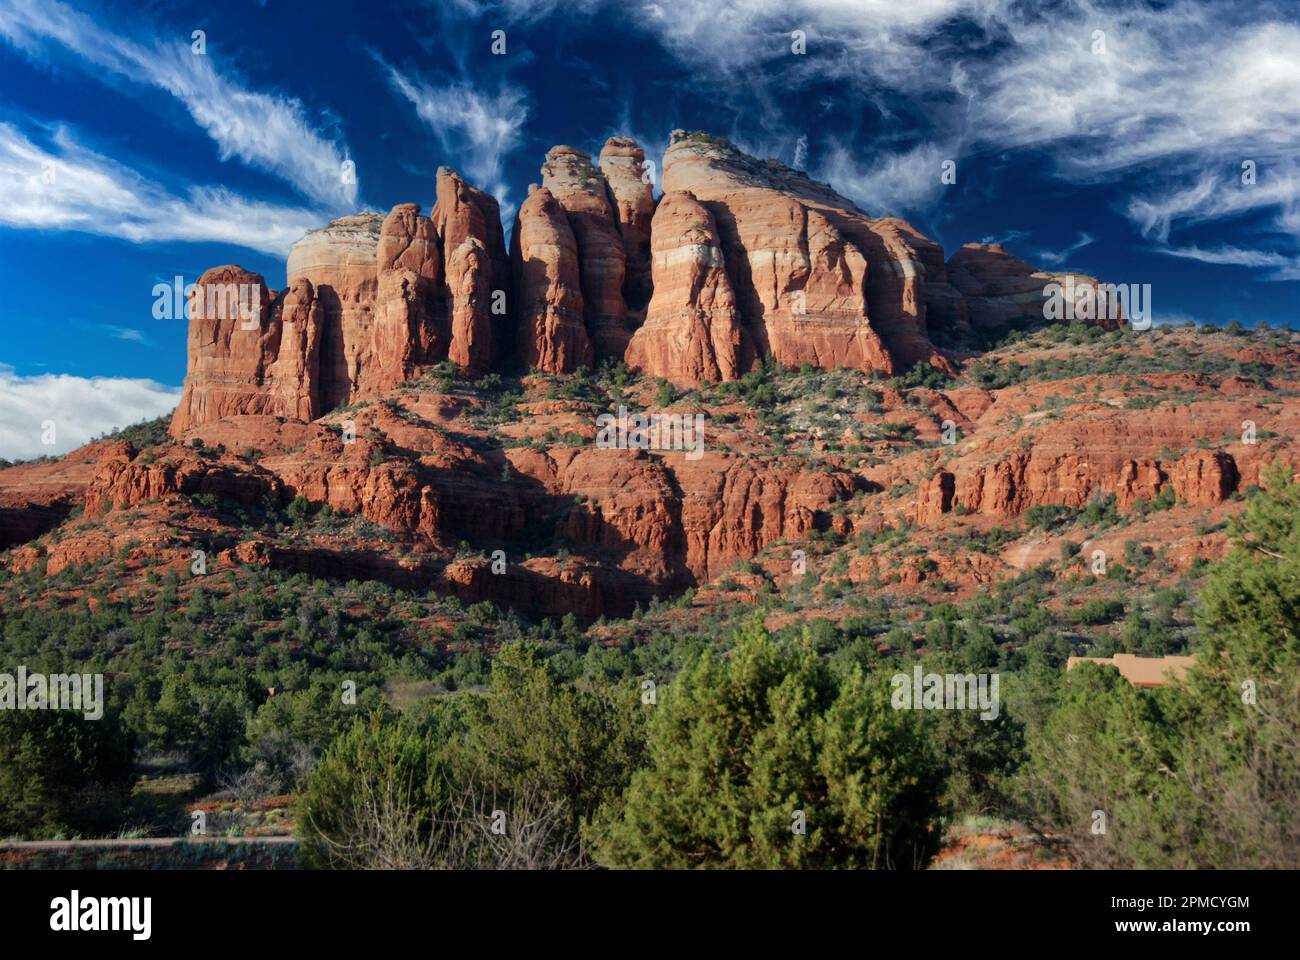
[939,243,1125,334]
[915,470,956,524]
[599,136,656,317]
[176,180,506,434]
[0,441,133,547]
[1171,449,1239,506]
[169,266,303,436]
[286,212,382,411]
[168,130,1146,428]
[431,167,509,373]
[265,278,325,421]
[271,440,442,540]
[378,202,441,278]
[678,459,859,580]
[660,129,952,378]
[624,190,746,385]
[911,406,1253,523]
[542,145,630,359]
[372,203,443,388]
[84,450,282,515]
[507,444,859,584]
[444,235,494,374]
[512,185,594,373]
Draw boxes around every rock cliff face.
[10,326,1297,624]
[172,168,514,436]
[170,265,304,435]
[512,185,594,373]
[541,145,630,360]
[168,132,1129,425]
[431,167,509,373]
[598,137,655,318]
[285,212,382,413]
[373,203,443,390]
[624,190,747,385]
[6,131,1294,633]
[656,129,955,381]
[910,401,1262,524]
[935,243,1125,336]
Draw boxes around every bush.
[0,708,135,838]
[1024,504,1075,530]
[1074,598,1125,625]
[285,495,312,525]
[589,618,944,868]
[1023,462,1300,867]
[295,711,452,869]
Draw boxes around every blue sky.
[1,0,1297,457]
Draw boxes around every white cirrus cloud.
[522,0,1300,280]
[0,364,181,461]
[634,0,988,82]
[0,0,358,209]
[380,59,529,219]
[1127,167,1300,245]
[95,325,150,345]
[0,121,325,256]
[1037,232,1096,267]
[1155,244,1300,282]
[964,7,1300,258]
[815,139,952,216]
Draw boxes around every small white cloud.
[0,364,181,461]
[979,229,1030,246]
[1037,232,1095,267]
[97,325,149,345]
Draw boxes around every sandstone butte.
[2,130,1294,624]
[171,129,1128,432]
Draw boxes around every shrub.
[0,709,135,838]
[589,618,944,868]
[1074,598,1125,625]
[295,711,452,869]
[1024,462,1300,867]
[1024,504,1075,531]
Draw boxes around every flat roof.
[1065,653,1197,688]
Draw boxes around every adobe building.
[1065,653,1197,689]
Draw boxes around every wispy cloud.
[0,122,325,255]
[631,0,984,83]
[0,363,181,461]
[546,0,1300,279]
[0,0,357,208]
[964,7,1300,269]
[96,324,150,345]
[979,229,1030,246]
[1156,244,1300,282]
[815,139,952,216]
[380,58,529,217]
[1037,232,1095,267]
[1127,168,1300,245]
